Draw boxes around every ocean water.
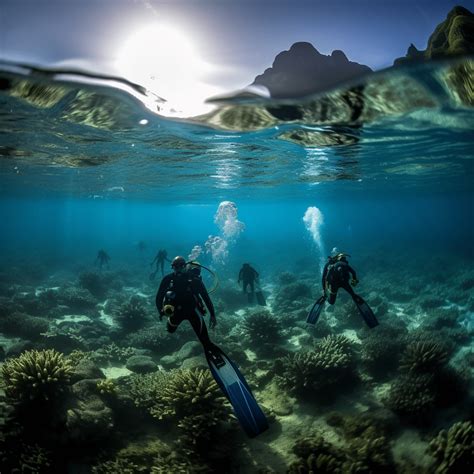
[0,58,473,472]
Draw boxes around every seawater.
[0,58,473,472]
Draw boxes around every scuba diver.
[95,249,110,270]
[238,263,265,305]
[150,249,170,280]
[156,256,216,345]
[307,252,378,328]
[155,256,268,437]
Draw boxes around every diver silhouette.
[95,249,110,270]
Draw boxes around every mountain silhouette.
[251,42,372,98]
[394,5,473,65]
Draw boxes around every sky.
[0,0,464,114]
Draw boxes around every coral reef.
[0,311,50,340]
[400,340,448,374]
[96,343,135,364]
[429,420,473,474]
[276,335,356,400]
[242,310,284,355]
[114,296,148,331]
[2,349,73,402]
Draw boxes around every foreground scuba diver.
[155,256,268,437]
[307,252,378,328]
[238,263,266,305]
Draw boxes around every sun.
[115,23,219,117]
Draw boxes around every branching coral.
[400,341,448,374]
[126,370,174,410]
[2,349,73,402]
[277,335,356,399]
[115,296,148,331]
[429,421,473,474]
[385,374,436,422]
[97,379,116,396]
[242,310,284,353]
[97,343,135,363]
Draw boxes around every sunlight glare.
[115,23,219,117]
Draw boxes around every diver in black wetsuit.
[155,256,216,349]
[320,252,378,328]
[238,263,259,303]
[95,249,110,270]
[150,249,170,279]
[322,253,359,304]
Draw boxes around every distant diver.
[137,240,147,253]
[307,252,378,328]
[155,256,268,437]
[95,249,110,270]
[150,248,170,280]
[238,263,265,305]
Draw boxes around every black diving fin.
[306,295,326,324]
[205,344,269,438]
[354,296,379,328]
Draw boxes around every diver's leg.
[167,313,184,333]
[342,283,361,304]
[160,260,164,276]
[187,308,213,349]
[327,285,338,305]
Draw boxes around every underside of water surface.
[0,56,473,473]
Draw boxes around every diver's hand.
[351,278,359,286]
[210,316,217,329]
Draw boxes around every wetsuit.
[238,265,259,294]
[155,271,215,349]
[96,251,110,270]
[151,250,169,277]
[322,258,361,305]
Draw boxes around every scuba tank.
[163,290,176,317]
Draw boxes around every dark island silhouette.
[394,5,473,65]
[251,42,372,98]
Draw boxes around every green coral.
[242,310,284,353]
[385,374,435,422]
[127,370,174,410]
[97,378,117,396]
[115,296,148,331]
[429,421,473,474]
[277,335,355,399]
[2,349,73,402]
[400,341,448,374]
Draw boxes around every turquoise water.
[0,59,473,472]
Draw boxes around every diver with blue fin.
[307,252,378,328]
[155,256,269,437]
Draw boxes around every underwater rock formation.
[252,42,372,98]
[429,420,473,473]
[0,311,50,340]
[2,349,73,403]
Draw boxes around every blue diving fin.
[205,344,269,438]
[354,296,379,328]
[306,295,326,324]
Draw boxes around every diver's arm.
[155,276,171,317]
[150,255,158,266]
[238,269,243,283]
[197,280,216,320]
[348,265,357,279]
[321,262,329,288]
[254,269,259,279]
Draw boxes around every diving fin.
[255,291,266,306]
[205,344,269,438]
[354,296,379,328]
[306,295,326,324]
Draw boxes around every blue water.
[0,58,473,472]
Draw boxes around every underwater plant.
[2,349,73,402]
[429,420,473,474]
[114,296,148,331]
